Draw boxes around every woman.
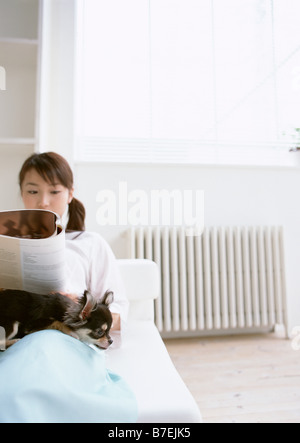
[19,151,128,328]
[0,152,137,423]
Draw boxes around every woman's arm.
[88,233,129,328]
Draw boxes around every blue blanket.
[0,330,137,423]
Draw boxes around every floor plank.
[164,332,300,423]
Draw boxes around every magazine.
[0,209,65,294]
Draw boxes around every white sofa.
[105,259,202,423]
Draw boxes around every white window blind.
[75,0,300,166]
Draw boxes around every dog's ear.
[79,290,96,321]
[102,290,114,307]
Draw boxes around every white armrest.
[117,259,160,301]
[117,259,160,322]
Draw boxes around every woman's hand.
[111,313,121,331]
[61,292,79,303]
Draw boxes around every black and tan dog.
[0,289,114,350]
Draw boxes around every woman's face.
[21,169,74,218]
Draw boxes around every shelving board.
[0,138,36,145]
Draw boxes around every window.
[75,0,300,166]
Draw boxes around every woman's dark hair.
[19,152,86,232]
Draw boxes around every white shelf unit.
[0,0,42,151]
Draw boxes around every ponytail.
[67,198,86,232]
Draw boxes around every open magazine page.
[0,210,66,294]
[0,209,57,239]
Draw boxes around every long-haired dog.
[0,289,114,350]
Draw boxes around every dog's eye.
[96,329,105,337]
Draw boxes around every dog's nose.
[108,338,113,345]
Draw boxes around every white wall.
[74,161,300,333]
[38,0,75,162]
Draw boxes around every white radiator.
[129,226,288,338]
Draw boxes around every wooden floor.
[164,331,300,423]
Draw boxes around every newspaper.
[0,209,65,294]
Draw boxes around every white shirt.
[64,231,128,323]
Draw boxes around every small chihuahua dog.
[0,289,114,350]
